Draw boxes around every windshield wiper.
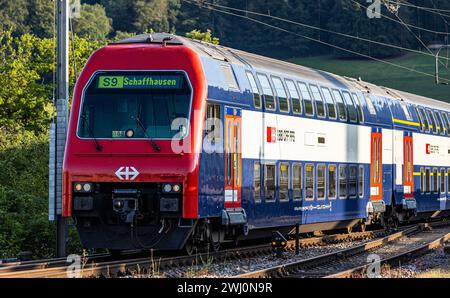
[82,115,103,152]
[133,107,161,152]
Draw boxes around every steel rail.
[0,230,383,278]
[234,223,446,278]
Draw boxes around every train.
[63,33,450,253]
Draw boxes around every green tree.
[72,4,112,41]
[186,29,219,44]
[133,0,171,33]
[26,0,55,38]
[0,0,29,34]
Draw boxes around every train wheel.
[209,233,220,253]
[346,226,353,234]
[185,241,196,256]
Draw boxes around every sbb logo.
[267,127,277,143]
[426,144,431,154]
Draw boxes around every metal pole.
[56,0,69,258]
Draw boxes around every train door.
[370,128,383,201]
[224,107,242,210]
[403,133,414,198]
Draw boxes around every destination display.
[97,75,183,89]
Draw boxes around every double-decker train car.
[63,33,450,252]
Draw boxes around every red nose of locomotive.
[62,34,206,250]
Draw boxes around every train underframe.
[73,184,447,253]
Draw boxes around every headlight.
[172,184,181,192]
[74,182,94,193]
[163,184,172,193]
[162,183,181,193]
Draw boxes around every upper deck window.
[342,91,357,122]
[271,76,290,113]
[400,103,412,121]
[310,85,325,118]
[245,71,262,109]
[418,107,429,132]
[442,112,450,135]
[221,64,239,90]
[352,93,364,123]
[435,111,445,135]
[285,79,302,114]
[321,87,337,120]
[78,71,191,140]
[332,89,347,121]
[364,94,377,115]
[257,73,275,111]
[297,82,314,116]
[427,110,438,134]
[414,107,424,131]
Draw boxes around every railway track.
[235,221,450,278]
[0,229,383,278]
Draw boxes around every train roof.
[112,33,450,112]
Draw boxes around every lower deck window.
[253,162,261,202]
[339,165,347,198]
[441,169,446,194]
[433,168,438,193]
[328,165,337,199]
[293,163,303,200]
[265,164,276,201]
[317,164,326,200]
[305,164,314,200]
[420,168,424,193]
[279,163,289,201]
[425,168,431,193]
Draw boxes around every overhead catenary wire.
[386,0,450,17]
[190,0,450,62]
[182,0,450,84]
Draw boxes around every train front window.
[78,72,191,139]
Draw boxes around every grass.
[289,53,450,102]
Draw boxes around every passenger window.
[420,168,424,193]
[425,168,431,193]
[253,162,261,203]
[257,74,275,111]
[448,169,450,194]
[271,77,289,113]
[221,64,239,90]
[441,168,446,194]
[352,93,364,123]
[342,91,358,122]
[205,103,221,144]
[328,165,337,199]
[285,79,302,114]
[264,164,276,201]
[321,87,337,119]
[293,163,303,200]
[433,168,438,192]
[359,165,364,198]
[418,108,429,132]
[427,110,437,134]
[441,112,450,135]
[305,164,314,200]
[317,164,326,200]
[246,72,261,109]
[310,85,325,118]
[339,165,347,199]
[401,103,412,121]
[415,107,424,131]
[297,82,314,116]
[435,111,445,135]
[349,165,357,197]
[332,90,347,121]
[279,163,290,201]
[364,94,377,115]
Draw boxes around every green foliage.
[72,4,112,41]
[0,31,54,133]
[185,29,219,44]
[0,0,29,34]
